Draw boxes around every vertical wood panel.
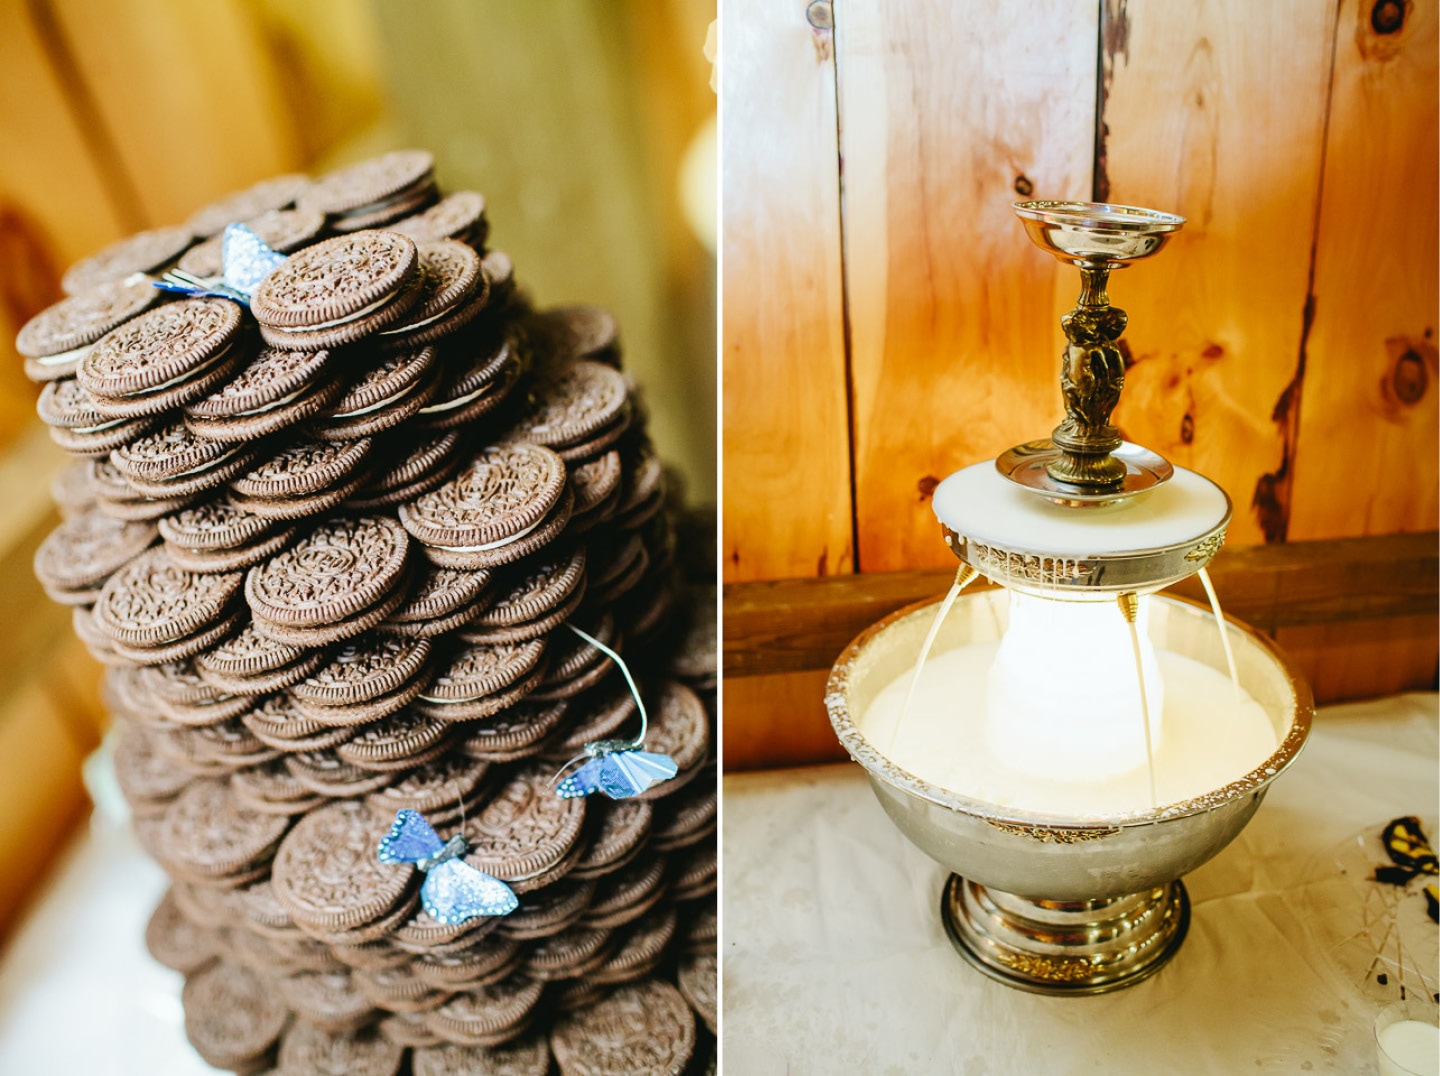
[47,0,300,227]
[838,0,1098,573]
[721,1,852,581]
[1100,0,1337,546]
[1288,0,1439,539]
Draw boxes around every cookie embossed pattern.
[20,149,716,1076]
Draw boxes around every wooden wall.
[722,0,1438,747]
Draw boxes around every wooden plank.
[837,0,1097,573]
[723,532,1439,678]
[1277,614,1437,706]
[1099,0,1337,545]
[1287,0,1439,539]
[45,0,300,228]
[722,669,843,771]
[721,0,852,582]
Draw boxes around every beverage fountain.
[825,201,1313,994]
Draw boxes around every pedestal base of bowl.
[940,874,1190,995]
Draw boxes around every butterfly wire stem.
[566,623,649,743]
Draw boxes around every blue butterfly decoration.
[556,738,679,800]
[376,809,518,924]
[153,222,287,306]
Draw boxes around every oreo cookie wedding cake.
[22,150,717,1075]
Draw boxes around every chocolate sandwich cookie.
[78,297,247,419]
[461,545,586,644]
[246,515,411,646]
[480,250,517,309]
[182,959,290,1073]
[280,1020,408,1074]
[231,759,326,816]
[462,763,586,892]
[298,148,437,232]
[416,330,524,431]
[681,903,716,953]
[87,459,197,522]
[227,438,374,521]
[375,239,488,349]
[308,347,443,442]
[93,547,242,654]
[399,442,570,571]
[155,779,290,883]
[37,379,160,457]
[630,681,709,799]
[383,560,492,637]
[178,206,325,279]
[307,887,424,948]
[196,623,324,696]
[414,932,523,990]
[567,799,652,882]
[271,800,413,933]
[275,970,379,1034]
[392,190,489,247]
[582,856,667,931]
[285,750,400,798]
[363,753,490,822]
[415,638,547,722]
[567,449,623,533]
[159,500,296,575]
[585,532,648,607]
[543,681,638,761]
[288,632,433,725]
[669,585,717,691]
[524,923,615,982]
[72,605,125,665]
[412,1033,550,1076]
[499,878,596,941]
[668,841,717,902]
[423,977,545,1048]
[589,905,677,986]
[677,951,716,1034]
[168,879,235,929]
[33,509,157,604]
[507,360,629,461]
[352,962,443,1008]
[145,889,222,973]
[531,613,616,701]
[186,173,312,237]
[550,979,696,1076]
[528,305,621,368]
[251,230,424,349]
[183,344,338,442]
[110,421,258,496]
[647,775,716,852]
[114,721,193,816]
[18,278,161,382]
[51,460,97,516]
[335,710,450,772]
[61,225,192,296]
[612,443,665,530]
[391,903,497,955]
[379,1010,443,1049]
[348,429,466,514]
[459,699,569,763]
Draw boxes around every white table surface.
[0,813,214,1075]
[722,693,1440,1076]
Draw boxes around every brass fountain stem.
[1047,266,1130,488]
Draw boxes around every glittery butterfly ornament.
[377,809,518,923]
[551,624,678,801]
[153,222,287,305]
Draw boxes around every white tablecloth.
[723,693,1440,1076]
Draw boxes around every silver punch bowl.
[824,590,1312,994]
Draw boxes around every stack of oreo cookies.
[23,149,717,1076]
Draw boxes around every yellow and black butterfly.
[1373,816,1438,923]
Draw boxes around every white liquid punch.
[859,641,1280,817]
[1378,1020,1440,1076]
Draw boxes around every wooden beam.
[723,531,1439,679]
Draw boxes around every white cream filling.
[268,291,398,333]
[34,343,92,367]
[431,510,548,554]
[329,377,419,420]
